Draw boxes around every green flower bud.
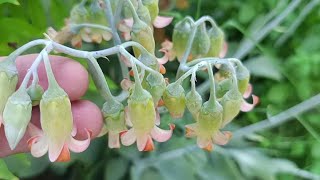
[144,73,166,105]
[142,0,159,22]
[163,83,186,118]
[235,63,250,95]
[197,101,223,139]
[206,27,224,57]
[3,89,32,149]
[27,84,44,106]
[220,90,243,127]
[0,60,18,117]
[186,90,202,119]
[191,23,211,58]
[102,100,127,133]
[137,0,152,25]
[128,88,156,136]
[131,18,155,57]
[216,78,232,99]
[173,17,194,61]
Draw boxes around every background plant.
[0,0,320,179]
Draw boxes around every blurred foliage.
[1,0,320,179]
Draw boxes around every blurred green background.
[0,0,320,179]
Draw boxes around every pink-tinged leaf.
[151,124,175,142]
[124,107,133,127]
[213,131,232,145]
[143,136,154,151]
[27,123,43,137]
[56,144,71,162]
[155,109,160,126]
[240,95,259,112]
[219,41,228,58]
[157,49,169,65]
[121,128,136,146]
[243,84,253,99]
[185,123,197,138]
[30,136,48,158]
[124,18,134,28]
[108,132,120,149]
[153,16,173,28]
[68,128,91,153]
[121,78,134,91]
[137,135,148,151]
[196,136,211,149]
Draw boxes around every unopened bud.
[173,17,194,61]
[163,83,186,118]
[186,90,202,119]
[206,27,224,57]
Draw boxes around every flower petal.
[29,135,49,158]
[155,109,160,126]
[108,131,120,149]
[68,128,91,153]
[121,128,136,146]
[151,124,175,142]
[197,136,211,149]
[121,78,134,91]
[143,135,154,151]
[124,18,134,28]
[159,64,166,74]
[153,16,173,28]
[240,95,259,112]
[243,84,253,99]
[0,116,2,128]
[71,124,77,137]
[137,135,148,151]
[124,107,133,127]
[202,143,213,152]
[97,124,108,137]
[102,31,112,41]
[212,131,232,145]
[56,144,71,162]
[27,123,43,137]
[219,41,228,58]
[157,49,169,65]
[185,123,197,138]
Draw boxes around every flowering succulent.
[27,53,91,162]
[27,84,44,106]
[173,17,194,61]
[0,59,18,127]
[206,27,225,57]
[142,0,159,22]
[191,23,211,59]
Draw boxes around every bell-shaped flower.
[27,53,91,162]
[191,23,211,59]
[220,89,243,128]
[144,72,166,106]
[163,83,186,118]
[101,99,127,149]
[186,89,202,119]
[0,59,18,127]
[3,89,32,150]
[120,60,174,151]
[206,26,225,58]
[185,101,231,151]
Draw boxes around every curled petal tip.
[151,125,174,143]
[153,16,173,28]
[56,144,71,162]
[143,136,154,151]
[243,84,253,99]
[159,64,167,74]
[68,128,91,153]
[157,49,169,65]
[240,94,259,112]
[121,78,134,91]
[202,144,213,152]
[121,128,136,146]
[157,99,165,107]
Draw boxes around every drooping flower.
[120,59,174,151]
[0,58,18,128]
[3,89,32,150]
[27,53,91,162]
[163,83,186,119]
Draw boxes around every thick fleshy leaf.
[121,128,136,146]
[137,135,148,151]
[143,136,154,151]
[243,84,253,99]
[56,144,71,162]
[185,123,197,138]
[153,16,173,28]
[68,128,91,153]
[108,132,120,149]
[240,95,259,112]
[150,124,175,142]
[213,131,232,145]
[30,136,49,158]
